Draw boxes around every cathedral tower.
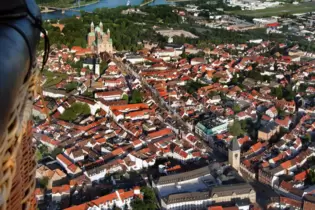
[107,28,110,38]
[228,137,240,171]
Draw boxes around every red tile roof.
[147,128,173,140]
[294,169,309,182]
[111,147,125,156]
[251,142,263,153]
[64,203,90,210]
[126,109,153,118]
[95,90,123,97]
[41,135,59,146]
[166,165,181,172]
[132,139,142,147]
[57,154,78,173]
[208,207,223,210]
[238,136,250,145]
[110,103,149,112]
[280,180,293,191]
[52,185,70,194]
[281,160,293,170]
[92,192,118,206]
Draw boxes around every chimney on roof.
[133,186,140,195]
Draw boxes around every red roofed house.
[64,187,142,210]
[95,90,123,101]
[57,154,82,176]
[34,188,44,203]
[39,134,59,150]
[191,57,206,65]
[52,185,70,202]
[249,142,265,154]
[266,106,278,118]
[71,46,92,56]
[125,109,154,121]
[275,116,291,129]
[132,139,143,150]
[266,22,279,28]
[109,103,149,115]
[146,128,173,142]
[294,169,309,182]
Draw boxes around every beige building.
[36,165,67,189]
[258,121,280,141]
[163,183,256,210]
[210,183,256,204]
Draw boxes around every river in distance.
[42,0,171,20]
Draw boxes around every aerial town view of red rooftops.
[30,0,315,209]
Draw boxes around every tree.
[59,102,91,121]
[38,144,49,157]
[82,91,94,98]
[51,147,63,158]
[100,61,108,75]
[131,187,156,210]
[36,149,43,161]
[229,75,239,86]
[228,120,244,137]
[277,108,286,118]
[240,120,247,130]
[131,199,146,210]
[284,84,295,101]
[275,86,283,99]
[212,77,219,83]
[248,70,263,81]
[39,177,49,189]
[305,133,312,143]
[306,169,315,185]
[122,94,129,101]
[185,81,207,94]
[130,90,143,104]
[65,82,78,92]
[142,187,156,209]
[232,104,241,113]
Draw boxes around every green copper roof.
[95,26,101,33]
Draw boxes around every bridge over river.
[40,6,92,14]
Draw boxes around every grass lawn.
[227,2,315,17]
[43,70,68,88]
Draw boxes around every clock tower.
[228,137,240,171]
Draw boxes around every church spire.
[107,28,110,37]
[100,22,103,32]
[229,137,240,151]
[91,22,95,32]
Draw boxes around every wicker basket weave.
[0,67,39,210]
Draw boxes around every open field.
[227,2,315,17]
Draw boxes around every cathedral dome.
[95,26,101,33]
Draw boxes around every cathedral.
[87,22,113,55]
